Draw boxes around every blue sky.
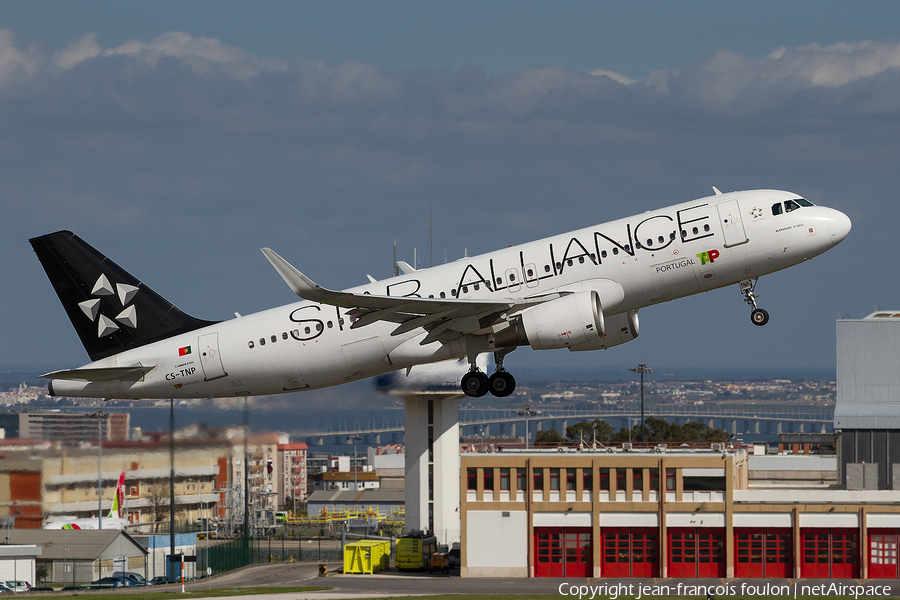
[2,2,899,378]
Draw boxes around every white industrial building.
[835,311,900,489]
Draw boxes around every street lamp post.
[630,361,652,443]
[516,406,539,449]
[91,409,108,530]
[347,435,361,491]
[63,546,68,588]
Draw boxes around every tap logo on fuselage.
[696,249,720,265]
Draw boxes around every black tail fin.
[30,231,218,362]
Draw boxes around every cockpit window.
[794,197,814,207]
[772,203,783,216]
[784,199,801,213]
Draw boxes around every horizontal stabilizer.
[40,365,155,382]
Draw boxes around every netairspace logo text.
[558,582,893,599]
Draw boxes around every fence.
[201,537,345,575]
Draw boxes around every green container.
[343,540,390,574]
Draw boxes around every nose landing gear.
[740,278,769,326]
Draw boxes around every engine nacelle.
[568,310,639,351]
[493,291,605,351]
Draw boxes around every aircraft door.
[198,332,227,381]
[717,199,748,247]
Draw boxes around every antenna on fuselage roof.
[712,186,723,195]
[393,241,398,277]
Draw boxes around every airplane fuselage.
[47,189,850,399]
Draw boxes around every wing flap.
[40,365,156,382]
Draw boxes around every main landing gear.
[461,351,517,398]
[740,278,769,326]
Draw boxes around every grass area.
[59,587,329,600]
[321,597,892,600]
[49,590,897,600]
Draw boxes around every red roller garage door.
[734,528,791,578]
[601,527,659,577]
[534,527,592,577]
[801,528,859,579]
[869,529,899,579]
[668,527,726,578]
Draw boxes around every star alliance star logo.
[750,207,763,219]
[77,274,140,338]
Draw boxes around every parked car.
[90,577,124,588]
[448,547,461,570]
[1,583,30,593]
[27,587,55,592]
[60,587,88,592]
[149,576,178,585]
[111,572,149,586]
[193,517,217,529]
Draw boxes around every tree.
[144,483,170,532]
[35,560,48,584]
[534,428,564,446]
[611,417,729,444]
[565,419,616,443]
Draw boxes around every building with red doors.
[460,443,900,579]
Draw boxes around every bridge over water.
[296,406,834,446]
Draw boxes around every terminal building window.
[534,468,544,490]
[484,468,494,491]
[566,469,576,490]
[599,468,610,491]
[583,468,593,491]
[517,469,526,491]
[500,468,510,491]
[467,468,477,491]
[550,468,560,490]
[682,476,725,491]
[649,468,659,491]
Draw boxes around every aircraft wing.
[261,248,559,344]
[39,365,155,382]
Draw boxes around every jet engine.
[492,291,605,351]
[568,310,639,351]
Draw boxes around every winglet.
[396,261,417,274]
[261,248,339,303]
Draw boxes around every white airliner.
[31,188,850,399]
[43,472,129,530]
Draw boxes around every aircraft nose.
[829,209,852,246]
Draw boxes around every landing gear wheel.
[489,371,516,397]
[461,371,489,397]
[750,308,769,326]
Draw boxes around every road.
[178,562,900,598]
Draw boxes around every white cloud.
[53,32,102,69]
[769,40,900,88]
[55,31,289,80]
[660,39,900,109]
[590,69,636,85]
[0,29,41,85]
